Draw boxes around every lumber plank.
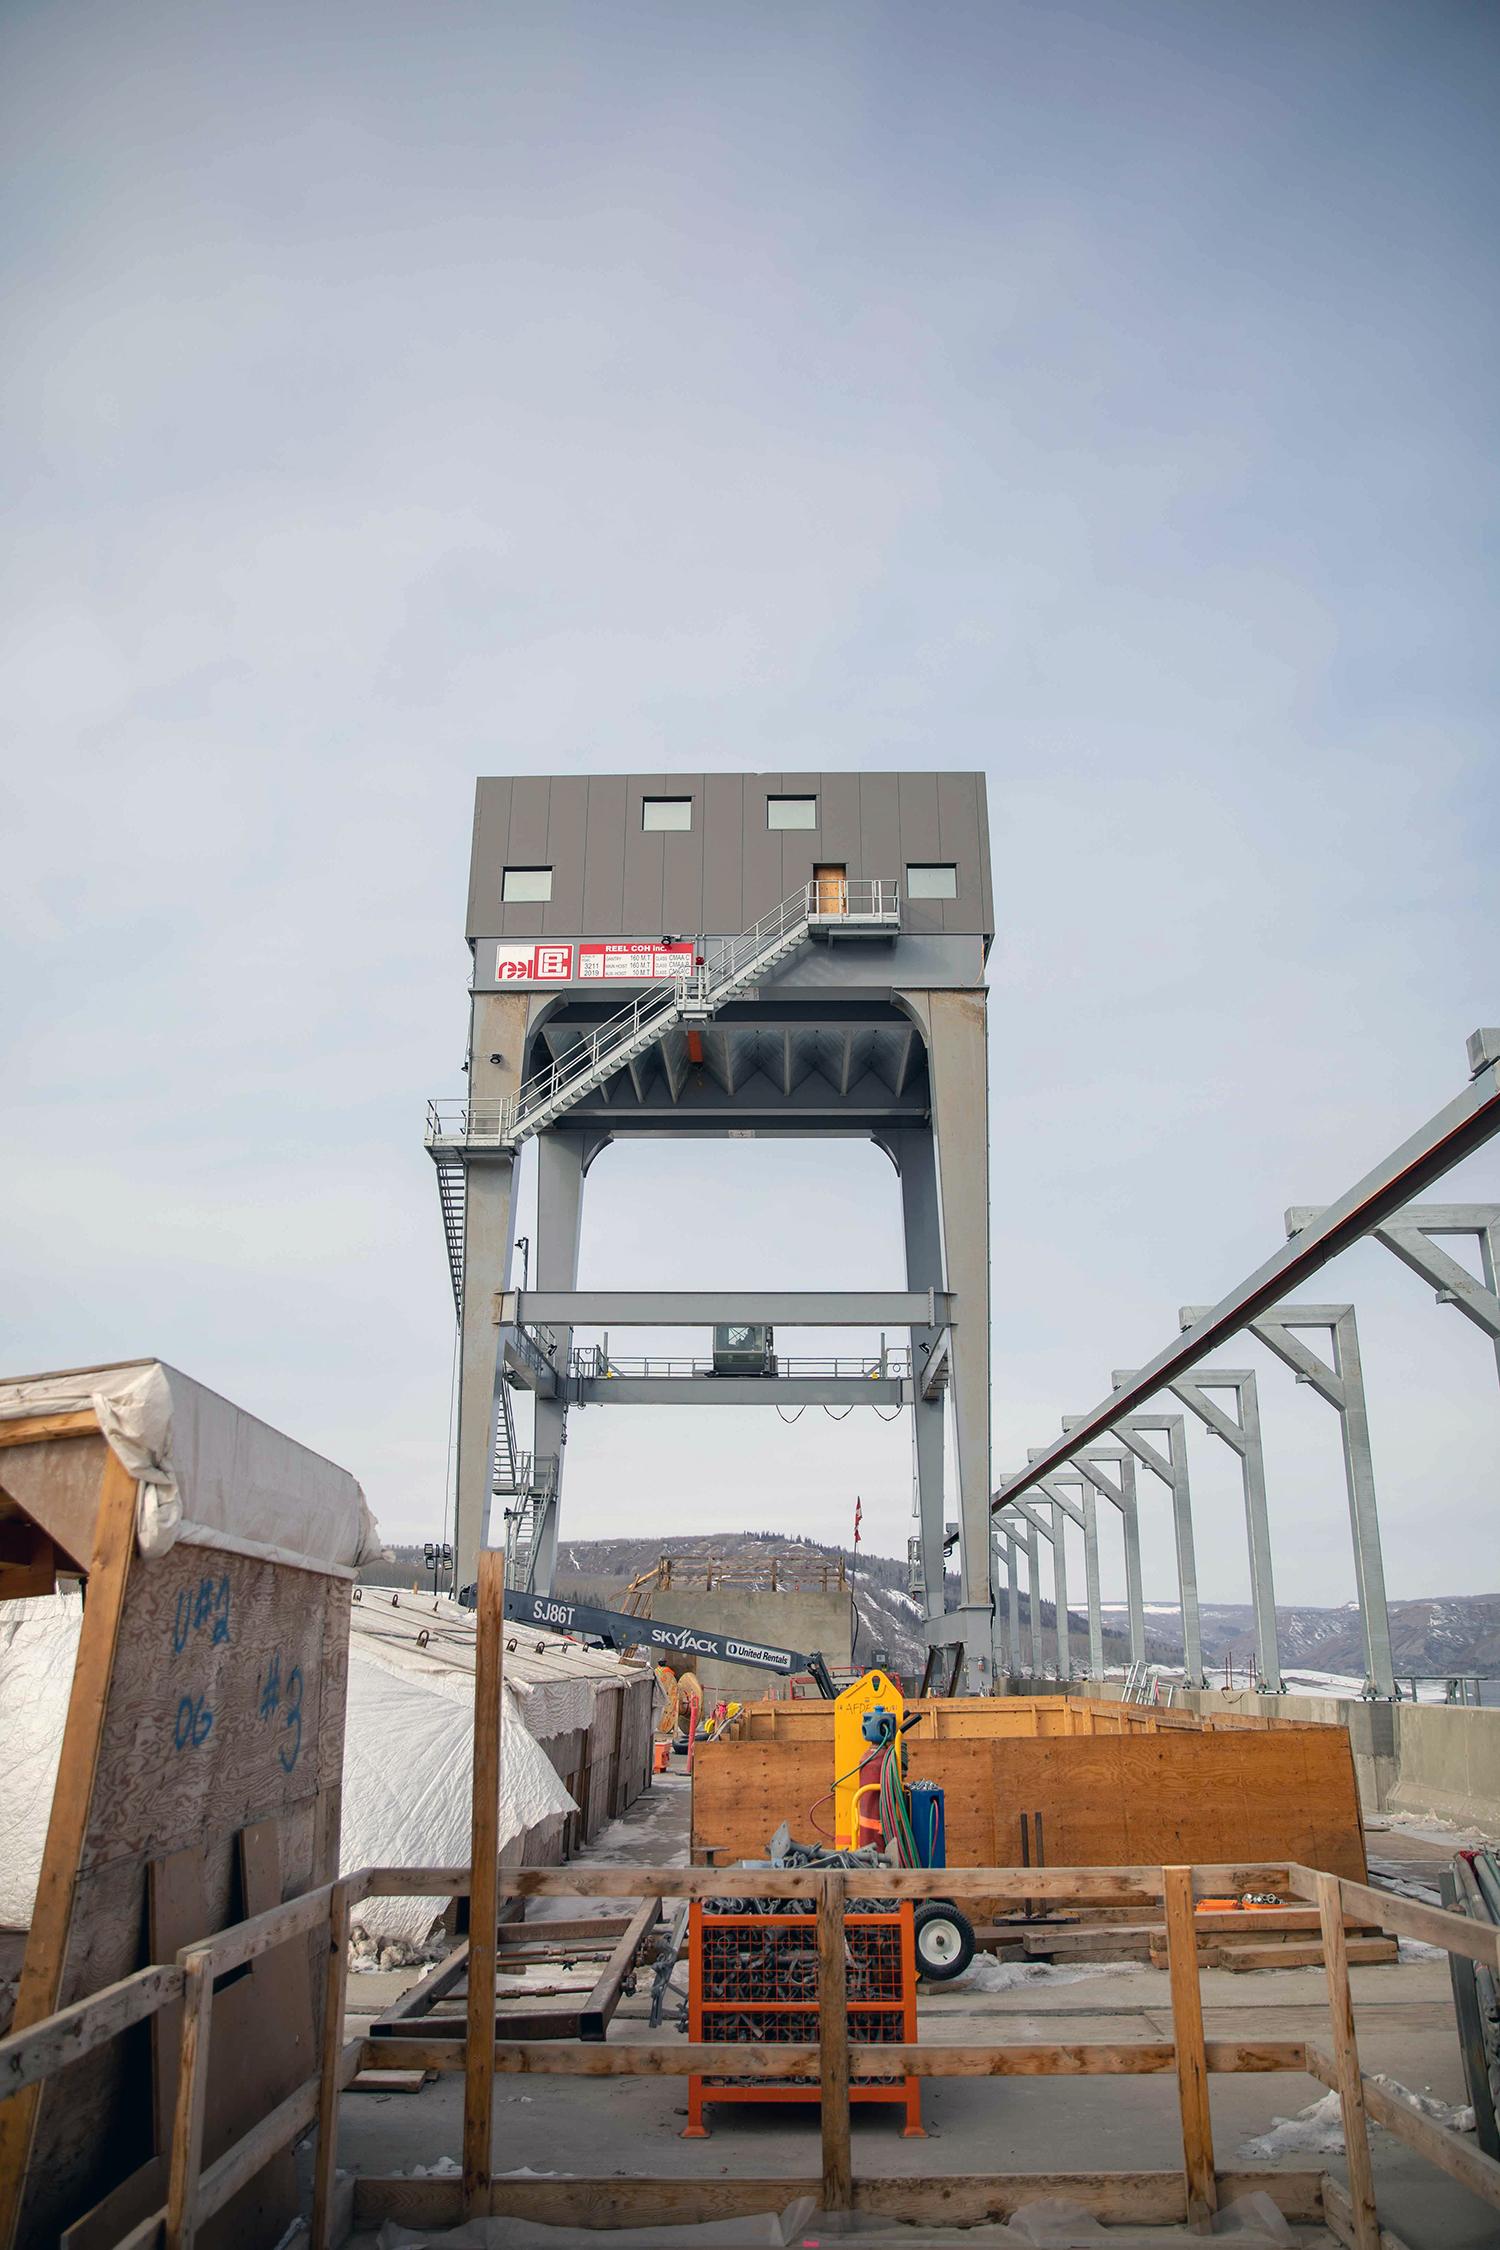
[1286,1863,1500,1970]
[164,1958,212,2250]
[354,2166,1325,2231]
[0,1409,99,1446]
[817,1873,851,2211]
[1360,2069,1500,2211]
[1322,2172,1414,2250]
[1164,1864,1216,2226]
[1217,1936,1397,1972]
[578,1896,660,2041]
[362,2035,1308,2078]
[0,1446,139,2249]
[1316,1874,1381,2250]
[478,1861,1290,1902]
[369,1941,469,2031]
[0,1964,182,2101]
[310,1879,350,2249]
[462,1553,504,2216]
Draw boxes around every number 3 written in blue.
[279,1666,303,1771]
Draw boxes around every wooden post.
[1317,1869,1380,2250]
[311,1877,352,2248]
[463,1552,505,2217]
[1163,1865,1216,2227]
[818,1871,851,2211]
[164,1954,213,2250]
[0,1442,138,2247]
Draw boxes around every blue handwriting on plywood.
[258,1652,304,1773]
[174,1693,213,1749]
[172,1573,232,1656]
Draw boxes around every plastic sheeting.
[0,1360,379,1576]
[0,1590,82,1926]
[342,1594,608,1945]
[341,1658,575,1947]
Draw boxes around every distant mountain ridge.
[1099,1593,1500,1679]
[366,1533,1500,1681]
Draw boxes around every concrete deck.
[338,1774,1496,2246]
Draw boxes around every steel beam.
[1191,1300,1395,1700]
[1051,1498,1071,1680]
[503,1289,952,1327]
[892,1128,949,1618]
[995,1029,1500,1509]
[1102,1416,1205,1686]
[570,1375,907,1406]
[1292,1202,1500,1381]
[1131,1368,1283,1694]
[1080,1487,1104,1679]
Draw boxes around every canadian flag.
[853,1497,863,1548]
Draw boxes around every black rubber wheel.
[912,1901,975,1981]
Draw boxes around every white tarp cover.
[0,1590,81,1926]
[344,1593,638,1943]
[0,1359,379,1576]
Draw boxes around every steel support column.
[1201,1302,1395,1700]
[1050,1498,1071,1680]
[1006,1534,1022,1680]
[900,988,993,1687]
[1105,1416,1205,1686]
[1052,1450,1144,1668]
[454,993,531,1590]
[892,1127,948,1617]
[528,1132,591,1593]
[1134,1368,1283,1694]
[1081,1487,1104,1679]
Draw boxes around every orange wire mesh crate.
[684,1900,923,2138]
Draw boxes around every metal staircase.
[436,1153,466,1313]
[498,1449,559,1590]
[426,879,899,1163]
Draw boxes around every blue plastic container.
[908,1781,947,1868]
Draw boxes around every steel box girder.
[501,1289,952,1327]
[570,1375,908,1405]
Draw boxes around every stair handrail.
[434,879,905,1146]
[698,881,815,996]
[495,974,689,1136]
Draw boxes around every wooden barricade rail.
[3,1558,1499,2244]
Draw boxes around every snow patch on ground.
[1237,2091,1349,2160]
[1237,2078,1473,2160]
[955,1956,1147,1993]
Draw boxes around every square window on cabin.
[502,866,553,904]
[643,797,693,831]
[767,795,817,830]
[906,863,958,900]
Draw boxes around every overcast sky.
[3,0,1497,1613]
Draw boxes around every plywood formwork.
[690,1695,1368,1879]
[0,1367,370,2250]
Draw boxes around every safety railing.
[426,880,901,1148]
[492,1449,558,1499]
[7,1845,1498,2246]
[571,1348,911,1381]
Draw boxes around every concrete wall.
[650,1586,853,1705]
[1020,1678,1500,1834]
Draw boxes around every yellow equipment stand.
[833,1668,904,1849]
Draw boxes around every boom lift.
[496,1586,839,1696]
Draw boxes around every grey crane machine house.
[425,772,996,1683]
